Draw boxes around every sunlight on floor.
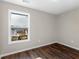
[36,57,42,59]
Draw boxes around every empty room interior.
[1,0,79,59]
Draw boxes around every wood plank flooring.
[2,43,79,59]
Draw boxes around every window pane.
[9,10,30,43]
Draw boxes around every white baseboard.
[1,41,79,59]
[58,42,79,50]
[0,41,56,59]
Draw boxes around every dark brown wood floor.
[2,43,79,59]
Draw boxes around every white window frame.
[8,9,30,44]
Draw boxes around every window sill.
[8,39,30,44]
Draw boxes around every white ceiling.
[3,0,79,15]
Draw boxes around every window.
[8,10,30,44]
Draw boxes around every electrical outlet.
[38,40,41,43]
[71,40,74,43]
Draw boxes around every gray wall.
[0,2,2,55]
[58,9,79,49]
[0,2,56,55]
[2,1,79,56]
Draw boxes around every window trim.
[8,9,30,44]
